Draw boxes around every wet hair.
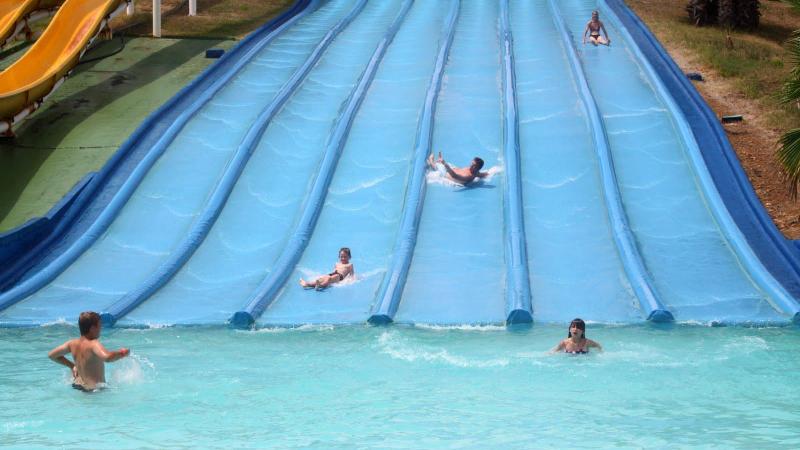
[339,247,352,259]
[567,318,586,339]
[592,10,599,17]
[472,157,485,172]
[78,311,101,337]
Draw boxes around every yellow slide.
[1,0,64,49]
[0,0,130,136]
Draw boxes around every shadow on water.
[455,182,496,192]
[0,37,223,225]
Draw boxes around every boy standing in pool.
[48,311,129,391]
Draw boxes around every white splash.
[377,331,509,368]
[111,353,154,385]
[413,323,507,332]
[426,163,503,187]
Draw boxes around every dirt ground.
[677,49,800,238]
[625,0,800,238]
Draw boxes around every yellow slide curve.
[0,0,63,49]
[0,0,129,136]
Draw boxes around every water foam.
[245,323,337,334]
[426,163,503,187]
[413,323,507,332]
[376,331,509,368]
[111,353,155,385]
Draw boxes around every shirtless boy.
[427,151,488,185]
[48,311,130,392]
[583,10,610,46]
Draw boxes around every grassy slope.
[625,0,800,132]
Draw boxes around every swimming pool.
[2,324,799,448]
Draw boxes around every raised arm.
[93,342,130,362]
[48,341,75,370]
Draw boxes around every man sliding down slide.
[427,152,488,186]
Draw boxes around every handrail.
[547,0,673,322]
[0,0,317,313]
[231,0,416,329]
[499,0,533,325]
[601,0,799,322]
[99,0,369,326]
[367,0,460,325]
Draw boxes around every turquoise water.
[2,325,799,448]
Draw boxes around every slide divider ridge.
[499,0,533,325]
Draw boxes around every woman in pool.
[299,247,354,290]
[552,318,602,354]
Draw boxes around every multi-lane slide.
[0,0,798,327]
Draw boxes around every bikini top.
[565,349,588,355]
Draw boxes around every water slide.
[0,0,62,49]
[0,0,798,328]
[0,0,128,135]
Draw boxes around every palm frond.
[776,128,800,198]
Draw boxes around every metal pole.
[126,0,134,16]
[152,0,161,37]
[189,0,196,16]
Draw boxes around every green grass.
[626,0,800,132]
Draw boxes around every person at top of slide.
[427,151,488,185]
[583,10,610,46]
[48,311,130,392]
[300,247,355,290]
[551,318,603,355]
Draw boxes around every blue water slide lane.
[0,0,320,314]
[499,0,533,324]
[0,0,315,295]
[606,0,800,304]
[547,0,672,322]
[367,0,459,325]
[98,0,370,326]
[231,0,415,328]
[600,0,800,321]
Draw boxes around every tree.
[687,0,759,29]
[718,0,760,30]
[687,0,718,26]
[777,0,800,196]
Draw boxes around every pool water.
[2,324,799,448]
